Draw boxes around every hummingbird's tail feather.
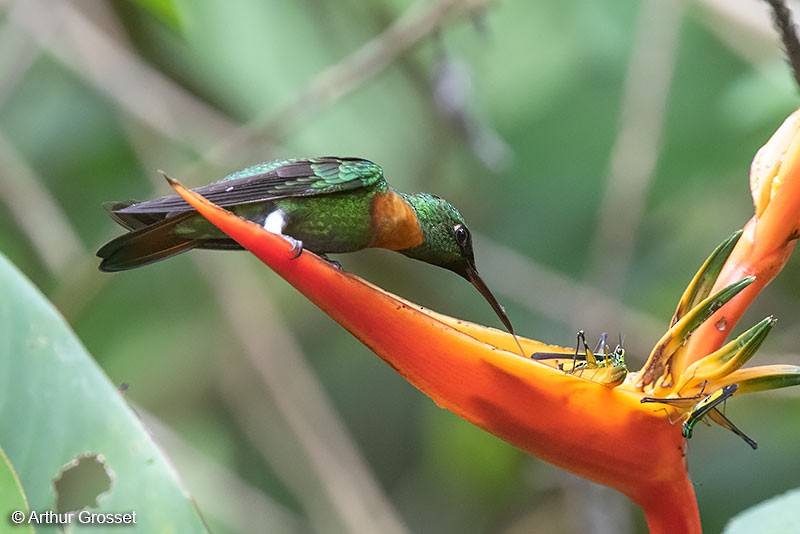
[103,200,166,230]
[97,212,199,272]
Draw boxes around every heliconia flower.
[163,109,800,534]
[677,109,800,367]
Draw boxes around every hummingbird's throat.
[368,192,425,250]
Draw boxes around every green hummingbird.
[97,156,519,340]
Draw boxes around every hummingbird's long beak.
[465,265,525,356]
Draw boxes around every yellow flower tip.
[637,357,800,451]
[671,315,776,394]
[750,108,800,218]
[637,314,793,450]
[748,107,800,253]
[721,364,800,394]
[637,276,755,391]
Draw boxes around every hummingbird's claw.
[319,254,343,271]
[286,236,304,259]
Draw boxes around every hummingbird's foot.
[318,254,343,270]
[263,210,302,258]
[285,236,303,259]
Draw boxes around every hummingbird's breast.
[274,192,376,253]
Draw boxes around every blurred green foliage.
[0,254,207,531]
[725,487,800,533]
[1,0,799,532]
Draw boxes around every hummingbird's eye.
[454,224,470,247]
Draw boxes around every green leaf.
[0,446,33,534]
[724,487,800,534]
[670,230,743,326]
[0,253,207,532]
[130,0,183,31]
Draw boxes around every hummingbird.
[97,156,520,342]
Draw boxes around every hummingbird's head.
[399,193,516,336]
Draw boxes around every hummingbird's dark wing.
[113,157,385,218]
[98,157,384,271]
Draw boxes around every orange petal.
[167,177,700,533]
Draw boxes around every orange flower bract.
[166,176,698,533]
[161,107,800,534]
